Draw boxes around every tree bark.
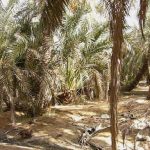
[9,93,16,126]
[108,1,126,149]
[4,69,16,126]
[5,87,16,126]
[147,49,150,99]
[94,71,103,100]
[147,85,150,100]
[11,71,17,126]
[104,63,110,101]
[110,47,121,150]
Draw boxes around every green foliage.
[0,0,112,116]
[53,2,110,99]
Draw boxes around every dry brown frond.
[38,0,70,33]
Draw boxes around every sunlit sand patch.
[0,144,36,150]
[61,129,75,136]
[68,114,84,122]
[134,86,149,92]
[135,99,149,103]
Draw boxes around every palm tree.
[0,2,19,125]
[0,0,70,120]
[55,1,110,102]
[105,0,149,149]
[105,1,127,149]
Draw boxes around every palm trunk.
[94,71,103,100]
[108,1,126,149]
[8,93,15,125]
[104,63,110,101]
[0,93,2,113]
[4,69,16,126]
[147,85,150,99]
[5,86,16,126]
[147,49,150,99]
[146,70,150,99]
[110,46,121,150]
[12,71,17,125]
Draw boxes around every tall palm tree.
[105,1,128,149]
[0,2,19,125]
[105,0,149,149]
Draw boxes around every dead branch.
[79,125,110,146]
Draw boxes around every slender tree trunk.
[107,1,126,149]
[94,71,103,100]
[51,88,56,106]
[5,87,16,126]
[0,93,2,113]
[147,68,150,99]
[147,48,150,99]
[12,71,17,126]
[110,46,121,150]
[148,85,150,100]
[9,93,15,125]
[104,63,110,101]
[4,69,16,126]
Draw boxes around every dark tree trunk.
[147,68,150,100]
[2,92,11,111]
[94,72,103,100]
[51,89,56,106]
[6,87,16,126]
[109,1,124,149]
[147,49,150,99]
[4,70,17,126]
[107,0,128,149]
[11,71,17,126]
[121,56,148,92]
[110,51,120,150]
[104,63,110,101]
[9,93,15,126]
[147,85,150,100]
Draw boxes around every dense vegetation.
[0,0,150,149]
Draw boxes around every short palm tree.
[0,0,70,120]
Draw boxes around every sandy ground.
[0,85,149,150]
[0,144,35,150]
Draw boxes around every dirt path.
[0,85,149,150]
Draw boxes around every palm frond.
[38,0,70,33]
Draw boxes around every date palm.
[0,0,70,120]
[54,1,110,101]
[0,6,21,124]
[104,0,149,149]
